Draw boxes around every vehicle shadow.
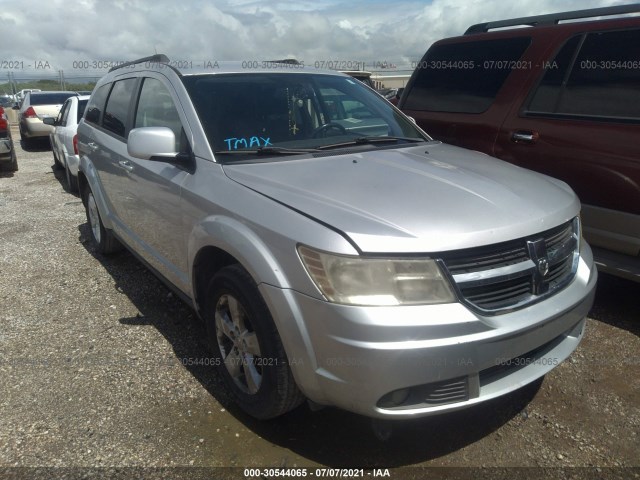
[230,382,541,467]
[51,162,79,195]
[588,272,639,337]
[20,137,51,152]
[77,222,542,467]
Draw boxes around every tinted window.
[29,92,76,105]
[563,29,640,119]
[404,37,531,113]
[528,29,640,120]
[103,78,137,137]
[85,84,111,125]
[527,36,582,113]
[135,78,184,151]
[76,99,88,123]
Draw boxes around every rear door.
[494,28,640,255]
[82,78,139,237]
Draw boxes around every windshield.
[182,73,429,160]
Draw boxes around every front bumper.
[261,243,597,419]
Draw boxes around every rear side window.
[77,99,88,123]
[85,84,111,125]
[60,100,71,126]
[403,37,531,113]
[103,78,137,137]
[528,29,640,120]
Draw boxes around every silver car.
[77,55,597,420]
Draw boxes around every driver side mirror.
[127,127,180,161]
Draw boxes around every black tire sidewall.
[84,188,106,251]
[204,265,291,419]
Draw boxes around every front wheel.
[83,184,121,254]
[204,264,304,419]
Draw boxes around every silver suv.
[77,55,597,420]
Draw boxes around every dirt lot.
[1,127,639,479]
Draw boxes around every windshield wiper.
[215,146,321,156]
[316,136,426,150]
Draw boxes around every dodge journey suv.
[77,55,596,420]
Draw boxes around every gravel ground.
[1,127,639,479]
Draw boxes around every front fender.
[188,215,291,291]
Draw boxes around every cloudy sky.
[0,0,635,79]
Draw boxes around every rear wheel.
[83,184,121,254]
[204,264,304,419]
[52,149,63,169]
[19,128,32,149]
[65,164,79,193]
[0,148,17,173]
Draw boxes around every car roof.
[465,4,640,34]
[105,55,349,79]
[433,14,640,48]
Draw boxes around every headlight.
[297,245,456,306]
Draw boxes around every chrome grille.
[440,218,580,314]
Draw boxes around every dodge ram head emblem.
[537,257,550,277]
[527,239,550,295]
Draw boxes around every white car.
[44,95,89,192]
[16,88,41,103]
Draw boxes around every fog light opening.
[378,388,411,408]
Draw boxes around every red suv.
[399,5,640,281]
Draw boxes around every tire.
[204,264,304,419]
[65,165,79,193]
[52,149,62,169]
[83,184,122,255]
[0,149,17,173]
[19,128,32,148]
[9,149,18,172]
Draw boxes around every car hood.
[222,143,580,253]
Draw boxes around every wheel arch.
[78,156,114,229]
[189,216,292,319]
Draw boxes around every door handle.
[511,131,539,144]
[118,160,134,172]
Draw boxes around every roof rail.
[465,4,640,34]
[109,54,170,72]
